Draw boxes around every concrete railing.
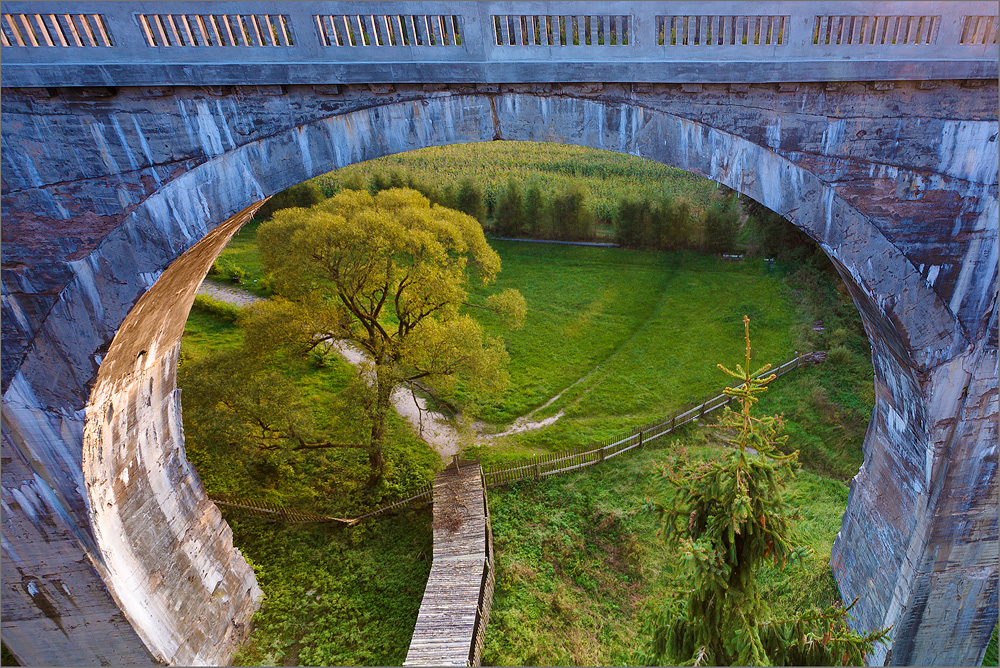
[1,1,996,87]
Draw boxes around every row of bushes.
[261,172,814,258]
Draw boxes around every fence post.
[535,461,541,480]
[670,416,675,431]
[453,454,461,472]
[638,427,644,448]
[600,445,606,462]
[699,403,705,420]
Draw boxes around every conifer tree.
[455,177,486,223]
[644,316,890,666]
[494,177,525,237]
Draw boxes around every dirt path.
[198,281,473,461]
[197,281,562,460]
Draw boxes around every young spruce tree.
[644,316,889,666]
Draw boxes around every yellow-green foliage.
[246,188,525,480]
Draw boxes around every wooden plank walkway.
[404,463,493,666]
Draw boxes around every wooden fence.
[210,482,434,526]
[483,352,819,488]
[468,476,496,666]
[210,352,821,522]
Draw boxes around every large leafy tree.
[645,316,889,666]
[246,188,525,485]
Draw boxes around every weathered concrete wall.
[2,82,996,665]
[3,204,262,666]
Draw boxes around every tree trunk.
[365,363,393,488]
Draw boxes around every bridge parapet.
[1,1,997,87]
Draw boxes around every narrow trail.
[196,281,556,460]
[516,255,683,422]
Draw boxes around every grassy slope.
[483,440,849,667]
[462,243,797,460]
[229,510,432,667]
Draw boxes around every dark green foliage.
[661,196,693,249]
[522,181,548,238]
[366,169,444,206]
[702,195,742,254]
[253,181,325,221]
[983,625,999,666]
[613,196,656,248]
[740,196,816,260]
[455,177,487,222]
[644,319,889,666]
[549,183,594,241]
[614,194,694,250]
[494,177,526,236]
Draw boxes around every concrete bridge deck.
[1,1,997,87]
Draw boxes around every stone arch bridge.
[2,1,997,665]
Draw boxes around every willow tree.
[245,188,525,485]
[645,316,889,666]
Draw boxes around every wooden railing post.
[638,427,644,448]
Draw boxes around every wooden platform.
[404,465,489,666]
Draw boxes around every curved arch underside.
[2,84,996,666]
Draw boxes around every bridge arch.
[3,89,996,665]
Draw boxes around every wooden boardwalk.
[404,463,495,666]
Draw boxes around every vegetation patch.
[229,509,432,667]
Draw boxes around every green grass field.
[457,243,796,436]
[482,441,851,666]
[181,141,884,665]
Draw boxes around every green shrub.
[522,181,548,238]
[192,294,242,322]
[253,181,325,221]
[227,264,247,284]
[495,177,526,236]
[827,344,852,365]
[659,196,693,249]
[455,177,486,223]
[702,195,741,254]
[549,183,594,241]
[613,196,654,248]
